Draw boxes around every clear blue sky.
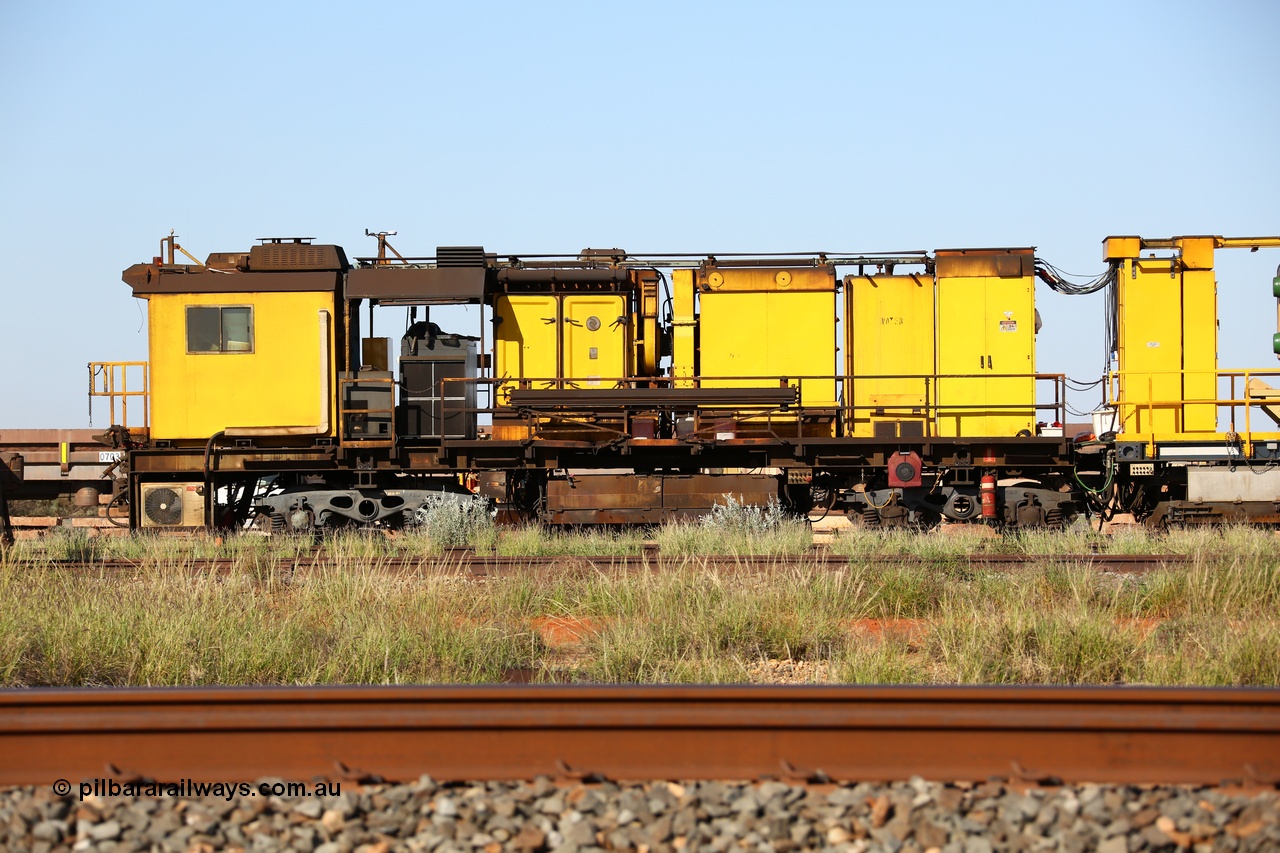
[2,1,1277,428]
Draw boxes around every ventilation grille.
[436,246,488,267]
[143,487,183,526]
[139,483,205,528]
[249,242,347,271]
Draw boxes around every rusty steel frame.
[0,429,122,503]
[0,685,1276,786]
[0,475,11,546]
[542,472,781,525]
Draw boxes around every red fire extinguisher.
[980,474,997,523]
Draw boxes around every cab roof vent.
[249,239,349,271]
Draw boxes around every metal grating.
[436,246,487,267]
[249,242,347,271]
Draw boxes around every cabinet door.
[494,295,559,403]
[936,276,1035,436]
[562,295,628,387]
[847,275,934,436]
[935,278,989,437]
[982,276,1035,436]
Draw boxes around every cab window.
[187,306,253,353]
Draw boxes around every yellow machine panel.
[699,290,837,408]
[147,291,336,441]
[935,257,1036,437]
[1113,254,1217,435]
[845,274,935,437]
[494,294,560,403]
[671,270,698,388]
[699,266,834,293]
[1181,268,1218,429]
[562,294,629,387]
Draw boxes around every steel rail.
[0,685,1276,786]
[10,552,1192,575]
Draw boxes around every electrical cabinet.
[934,250,1036,437]
[1109,249,1217,435]
[495,294,632,392]
[399,323,477,441]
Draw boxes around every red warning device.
[887,451,923,488]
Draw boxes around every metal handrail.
[337,375,396,444]
[433,371,1067,446]
[1105,368,1280,450]
[88,362,149,429]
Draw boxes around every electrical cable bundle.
[1033,258,1121,399]
[1033,259,1117,295]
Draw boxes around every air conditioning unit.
[139,482,206,528]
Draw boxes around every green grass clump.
[657,497,812,557]
[408,494,497,550]
[496,526,644,558]
[2,522,1277,687]
[0,563,528,686]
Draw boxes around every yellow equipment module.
[494,294,631,393]
[1105,236,1217,435]
[844,273,934,438]
[493,292,633,440]
[934,249,1036,437]
[146,291,337,441]
[692,266,838,418]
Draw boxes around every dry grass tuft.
[2,522,1276,687]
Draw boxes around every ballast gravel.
[2,776,1277,853]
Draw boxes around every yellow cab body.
[146,290,338,441]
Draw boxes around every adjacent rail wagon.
[51,232,1278,535]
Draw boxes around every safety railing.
[1105,368,1280,451]
[427,371,1067,447]
[88,362,149,430]
[479,374,823,445]
[842,372,1066,438]
[487,374,830,406]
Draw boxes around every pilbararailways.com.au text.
[69,779,341,801]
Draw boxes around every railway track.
[6,550,1192,575]
[1,684,1276,786]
